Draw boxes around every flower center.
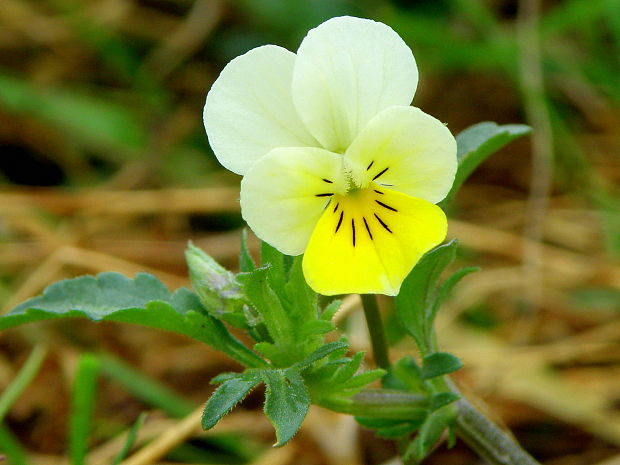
[329,187,397,248]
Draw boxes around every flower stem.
[360,294,390,369]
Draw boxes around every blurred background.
[1,0,620,464]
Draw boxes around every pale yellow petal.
[204,45,318,175]
[292,16,418,152]
[345,106,457,204]
[240,147,346,256]
[302,187,447,296]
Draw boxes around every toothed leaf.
[202,374,262,429]
[263,369,309,446]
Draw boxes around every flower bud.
[185,242,248,327]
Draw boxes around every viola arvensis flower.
[204,16,457,296]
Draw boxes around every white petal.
[204,45,318,175]
[292,16,418,152]
[345,106,457,204]
[240,147,346,255]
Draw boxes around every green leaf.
[253,341,282,362]
[238,268,293,358]
[355,417,403,429]
[0,74,146,157]
[299,319,335,336]
[100,354,194,418]
[330,352,365,384]
[69,353,100,465]
[283,256,318,326]
[444,122,531,204]
[111,412,147,465]
[0,345,47,423]
[202,373,262,430]
[421,352,463,380]
[0,424,30,465]
[320,299,342,321]
[430,392,460,411]
[344,369,386,390]
[210,372,243,384]
[384,356,424,392]
[375,421,423,439]
[355,417,423,439]
[296,341,349,370]
[263,369,310,446]
[430,267,479,323]
[407,405,457,460]
[239,229,256,272]
[395,241,458,353]
[1,272,265,368]
[260,241,287,300]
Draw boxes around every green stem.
[318,389,428,419]
[455,397,541,465]
[447,380,541,465]
[360,294,390,369]
[320,385,541,465]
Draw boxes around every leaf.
[0,74,146,157]
[356,417,423,439]
[100,354,194,418]
[443,122,531,204]
[238,267,293,354]
[69,353,100,465]
[430,392,460,411]
[263,369,310,446]
[330,352,365,385]
[239,229,256,272]
[253,341,282,362]
[355,417,402,428]
[296,341,349,370]
[0,424,30,465]
[300,319,335,336]
[375,421,423,439]
[430,266,479,323]
[421,352,463,380]
[0,345,47,423]
[343,369,386,390]
[320,299,342,321]
[260,241,287,300]
[384,356,424,392]
[202,373,262,430]
[395,241,458,352]
[111,412,147,465]
[283,256,318,326]
[407,405,457,460]
[1,272,265,368]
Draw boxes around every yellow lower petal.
[302,186,447,296]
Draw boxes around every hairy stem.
[318,389,428,419]
[455,397,541,465]
[360,294,390,369]
[446,379,541,465]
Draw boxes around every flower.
[203,16,457,296]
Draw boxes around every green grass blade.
[0,345,47,423]
[99,354,194,418]
[69,353,101,465]
[111,412,147,465]
[0,423,31,465]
